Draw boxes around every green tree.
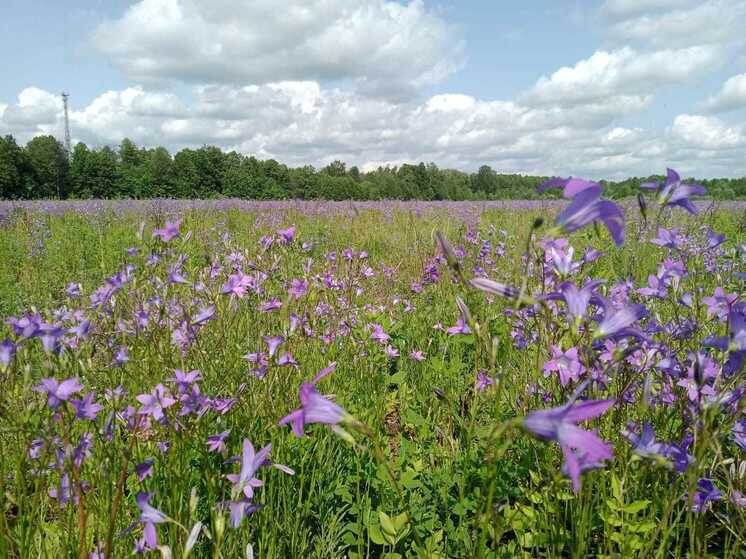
[25,135,69,198]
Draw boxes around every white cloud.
[670,114,745,149]
[91,0,463,98]
[4,83,745,179]
[604,0,746,49]
[601,0,698,19]
[702,73,746,113]
[522,46,720,106]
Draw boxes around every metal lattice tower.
[61,92,71,156]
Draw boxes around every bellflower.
[523,398,615,492]
[0,339,15,368]
[136,492,168,550]
[543,346,585,386]
[642,168,706,214]
[152,220,181,242]
[35,377,84,410]
[70,393,102,421]
[554,186,625,246]
[279,364,347,437]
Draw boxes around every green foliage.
[2,134,745,200]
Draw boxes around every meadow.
[0,175,744,558]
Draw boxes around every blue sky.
[1,0,745,178]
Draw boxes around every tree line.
[1,134,745,200]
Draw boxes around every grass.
[0,201,744,558]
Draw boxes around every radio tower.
[61,92,71,157]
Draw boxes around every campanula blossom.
[523,398,615,492]
[35,377,84,410]
[152,220,181,242]
[543,346,585,386]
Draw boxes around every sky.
[1,0,746,179]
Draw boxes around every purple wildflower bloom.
[475,371,494,391]
[595,304,647,339]
[49,472,73,505]
[385,345,400,358]
[732,419,746,451]
[643,168,706,214]
[470,277,519,299]
[135,458,155,481]
[279,365,347,437]
[226,438,271,500]
[263,335,284,357]
[555,186,625,246]
[228,500,263,528]
[259,298,282,313]
[170,369,201,391]
[0,339,15,367]
[136,384,176,421]
[35,377,84,410]
[537,176,600,198]
[370,323,391,344]
[543,346,585,386]
[277,226,296,244]
[191,305,215,326]
[446,316,471,336]
[523,398,615,493]
[222,272,253,298]
[289,278,309,299]
[70,393,102,421]
[409,350,426,361]
[113,346,129,367]
[621,423,669,459]
[702,287,737,321]
[552,280,603,322]
[65,282,82,298]
[136,492,167,550]
[691,478,721,512]
[152,220,181,242]
[277,352,298,367]
[207,430,230,453]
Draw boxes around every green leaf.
[379,510,397,537]
[368,524,387,546]
[622,500,650,514]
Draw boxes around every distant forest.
[2,134,745,200]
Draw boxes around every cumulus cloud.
[522,46,720,106]
[604,0,746,49]
[91,0,463,98]
[702,73,746,113]
[670,114,745,150]
[4,82,746,179]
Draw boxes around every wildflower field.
[1,173,745,558]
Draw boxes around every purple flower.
[227,500,263,528]
[136,384,176,421]
[370,324,390,344]
[642,168,706,214]
[170,369,201,391]
[555,186,625,246]
[65,282,82,298]
[537,176,600,198]
[621,423,669,459]
[259,298,283,313]
[551,280,603,323]
[70,393,102,421]
[475,371,494,391]
[277,352,298,367]
[226,438,271,500]
[543,346,585,387]
[135,458,155,481]
[277,226,296,244]
[136,492,167,550]
[289,279,309,299]
[409,350,426,362]
[222,272,253,298]
[0,339,15,367]
[263,335,284,358]
[691,478,721,512]
[152,220,181,242]
[594,304,647,339]
[35,377,84,410]
[113,345,129,367]
[207,430,230,453]
[523,398,615,493]
[191,305,216,326]
[446,316,471,336]
[702,287,737,321]
[279,366,347,437]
